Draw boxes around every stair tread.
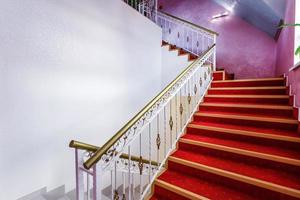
[171,150,300,190]
[181,134,300,160]
[200,102,293,109]
[157,170,259,200]
[187,123,300,143]
[190,120,299,137]
[213,77,284,83]
[209,86,287,90]
[206,94,289,98]
[194,111,297,123]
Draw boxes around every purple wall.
[158,0,277,79]
[275,0,300,107]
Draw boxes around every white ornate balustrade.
[69,1,218,200]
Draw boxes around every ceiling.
[213,0,287,38]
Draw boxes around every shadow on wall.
[158,0,277,79]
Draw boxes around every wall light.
[211,11,230,20]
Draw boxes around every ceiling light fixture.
[211,11,229,20]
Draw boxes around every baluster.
[132,174,135,199]
[179,88,183,131]
[122,172,126,200]
[87,173,90,200]
[175,93,178,140]
[163,107,167,159]
[196,33,199,56]
[169,101,173,147]
[191,30,193,53]
[139,134,143,198]
[114,161,119,200]
[148,123,152,185]
[156,115,160,166]
[185,80,188,125]
[111,170,113,200]
[75,149,84,200]
[128,146,131,200]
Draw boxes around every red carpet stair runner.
[149,70,300,200]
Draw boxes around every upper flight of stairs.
[162,41,198,62]
[149,70,300,200]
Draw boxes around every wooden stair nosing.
[209,86,287,90]
[187,124,300,143]
[194,112,298,124]
[213,77,284,83]
[155,179,209,200]
[179,138,300,167]
[169,156,300,199]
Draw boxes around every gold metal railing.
[69,140,159,166]
[78,44,215,169]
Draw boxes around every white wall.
[0,0,162,199]
[161,46,192,88]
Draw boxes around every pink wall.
[158,0,277,79]
[276,0,295,76]
[275,0,300,107]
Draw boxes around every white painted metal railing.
[69,1,218,200]
[136,0,218,70]
[70,44,216,200]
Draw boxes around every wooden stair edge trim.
[213,71,225,74]
[179,138,300,167]
[194,112,298,124]
[205,94,289,98]
[213,77,284,83]
[199,103,293,110]
[155,179,210,200]
[209,86,287,90]
[144,168,168,200]
[168,156,300,198]
[187,124,300,143]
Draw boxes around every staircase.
[149,70,300,200]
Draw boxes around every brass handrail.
[70,140,159,166]
[81,44,215,169]
[159,11,219,36]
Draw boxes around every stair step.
[211,77,285,88]
[156,169,264,200]
[199,103,294,117]
[187,123,300,144]
[171,149,300,190]
[153,179,209,200]
[193,112,298,131]
[213,71,225,81]
[190,121,299,137]
[179,137,300,166]
[208,86,287,95]
[168,156,300,199]
[204,94,290,105]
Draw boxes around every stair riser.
[178,142,300,174]
[213,72,224,80]
[167,161,298,200]
[152,186,189,200]
[198,106,293,118]
[204,97,290,105]
[211,80,285,88]
[186,128,300,151]
[193,116,298,131]
[208,89,287,95]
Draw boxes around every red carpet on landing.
[149,70,300,200]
